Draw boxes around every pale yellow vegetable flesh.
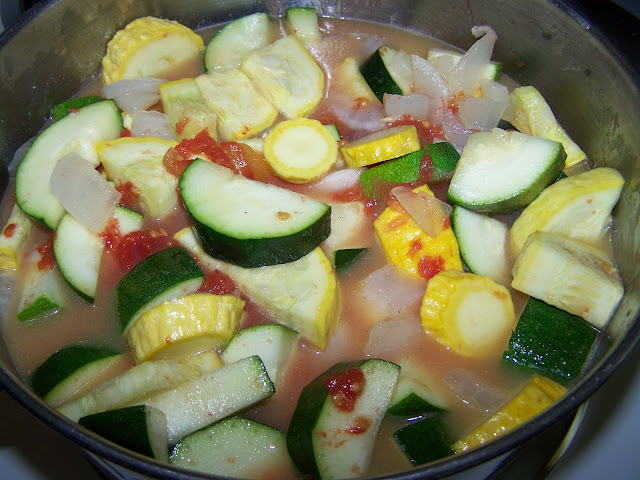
[159,78,218,141]
[341,125,421,168]
[0,205,33,272]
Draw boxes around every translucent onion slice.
[442,109,473,151]
[391,185,453,237]
[103,77,165,113]
[309,168,365,195]
[49,153,121,233]
[365,314,423,357]
[412,54,449,100]
[458,96,505,131]
[359,263,426,316]
[131,110,175,140]
[447,25,498,96]
[383,93,430,120]
[445,369,507,412]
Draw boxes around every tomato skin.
[36,234,56,271]
[323,367,366,412]
[113,228,175,271]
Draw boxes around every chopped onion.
[310,168,364,195]
[361,35,384,59]
[428,96,446,128]
[391,186,452,237]
[131,110,175,140]
[458,96,505,131]
[482,80,514,120]
[103,77,165,113]
[445,370,508,412]
[411,54,449,100]
[447,25,498,96]
[359,263,426,316]
[441,109,474,151]
[365,315,423,357]
[50,153,121,233]
[383,93,430,120]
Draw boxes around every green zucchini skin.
[502,297,598,384]
[394,416,454,465]
[359,48,403,102]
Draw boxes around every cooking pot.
[0,0,639,479]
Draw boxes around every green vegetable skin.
[502,297,598,384]
[360,148,424,199]
[394,416,454,465]
[51,96,103,120]
[359,47,404,102]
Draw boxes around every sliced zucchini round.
[179,159,331,268]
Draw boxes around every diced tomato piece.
[36,234,56,271]
[114,228,175,271]
[100,218,121,252]
[115,182,140,209]
[2,223,17,239]
[175,117,189,135]
[198,270,236,295]
[323,367,366,412]
[120,128,132,137]
[418,255,445,281]
[163,147,193,178]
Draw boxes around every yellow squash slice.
[420,270,516,358]
[102,16,204,84]
[453,375,566,452]
[374,185,463,281]
[159,78,218,141]
[126,293,245,363]
[0,204,33,272]
[341,125,421,168]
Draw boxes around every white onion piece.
[359,263,426,316]
[428,96,446,128]
[458,96,506,131]
[445,370,508,412]
[131,110,175,140]
[361,35,384,59]
[310,168,364,194]
[103,77,165,113]
[365,315,423,357]
[50,153,121,233]
[391,186,452,237]
[447,25,498,96]
[429,54,456,85]
[481,80,514,121]
[441,109,474,152]
[411,54,449,100]
[383,93,430,120]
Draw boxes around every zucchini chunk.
[176,227,340,350]
[394,416,455,465]
[334,57,379,106]
[179,159,331,268]
[101,16,204,84]
[30,344,126,407]
[51,96,103,121]
[204,12,272,72]
[502,297,598,384]
[511,231,623,329]
[126,293,245,363]
[447,128,566,214]
[170,416,297,478]
[15,99,123,230]
[116,246,205,334]
[387,361,448,417]
[0,204,34,272]
[359,148,424,199]
[58,352,222,422]
[142,355,275,445]
[420,270,516,358]
[333,248,368,273]
[263,118,339,183]
[509,167,624,256]
[340,125,420,168]
[159,78,218,141]
[195,69,278,141]
[453,375,566,452]
[79,405,168,461]
[286,7,321,43]
[360,46,412,102]
[451,206,512,287]
[221,323,299,386]
[241,35,325,119]
[286,359,400,480]
[17,253,66,323]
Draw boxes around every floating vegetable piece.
[126,293,245,363]
[387,360,448,417]
[359,148,423,199]
[159,78,218,141]
[101,16,204,84]
[322,201,372,253]
[0,204,33,272]
[507,85,586,169]
[428,141,460,172]
[447,128,566,214]
[51,96,103,120]
[360,45,412,101]
[241,35,325,119]
[176,227,340,350]
[391,185,453,238]
[263,118,338,183]
[420,270,516,358]
[341,125,421,168]
[374,184,462,281]
[180,159,331,268]
[334,57,379,106]
[509,167,624,256]
[17,252,65,322]
[394,416,454,465]
[333,248,368,273]
[286,7,321,43]
[452,375,566,452]
[511,231,623,329]
[502,297,598,384]
[97,137,179,220]
[196,69,278,141]
[58,352,222,422]
[79,405,169,461]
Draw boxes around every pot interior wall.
[0,0,639,478]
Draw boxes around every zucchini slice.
[51,96,103,121]
[286,358,400,480]
[179,159,331,268]
[79,405,168,461]
[159,78,218,141]
[359,148,424,199]
[204,12,272,72]
[502,297,598,384]
[360,46,412,102]
[15,99,123,230]
[17,254,66,323]
[286,7,321,43]
[447,128,566,214]
[394,416,454,465]
[170,416,297,478]
[340,125,421,168]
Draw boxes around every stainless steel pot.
[0,1,639,479]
